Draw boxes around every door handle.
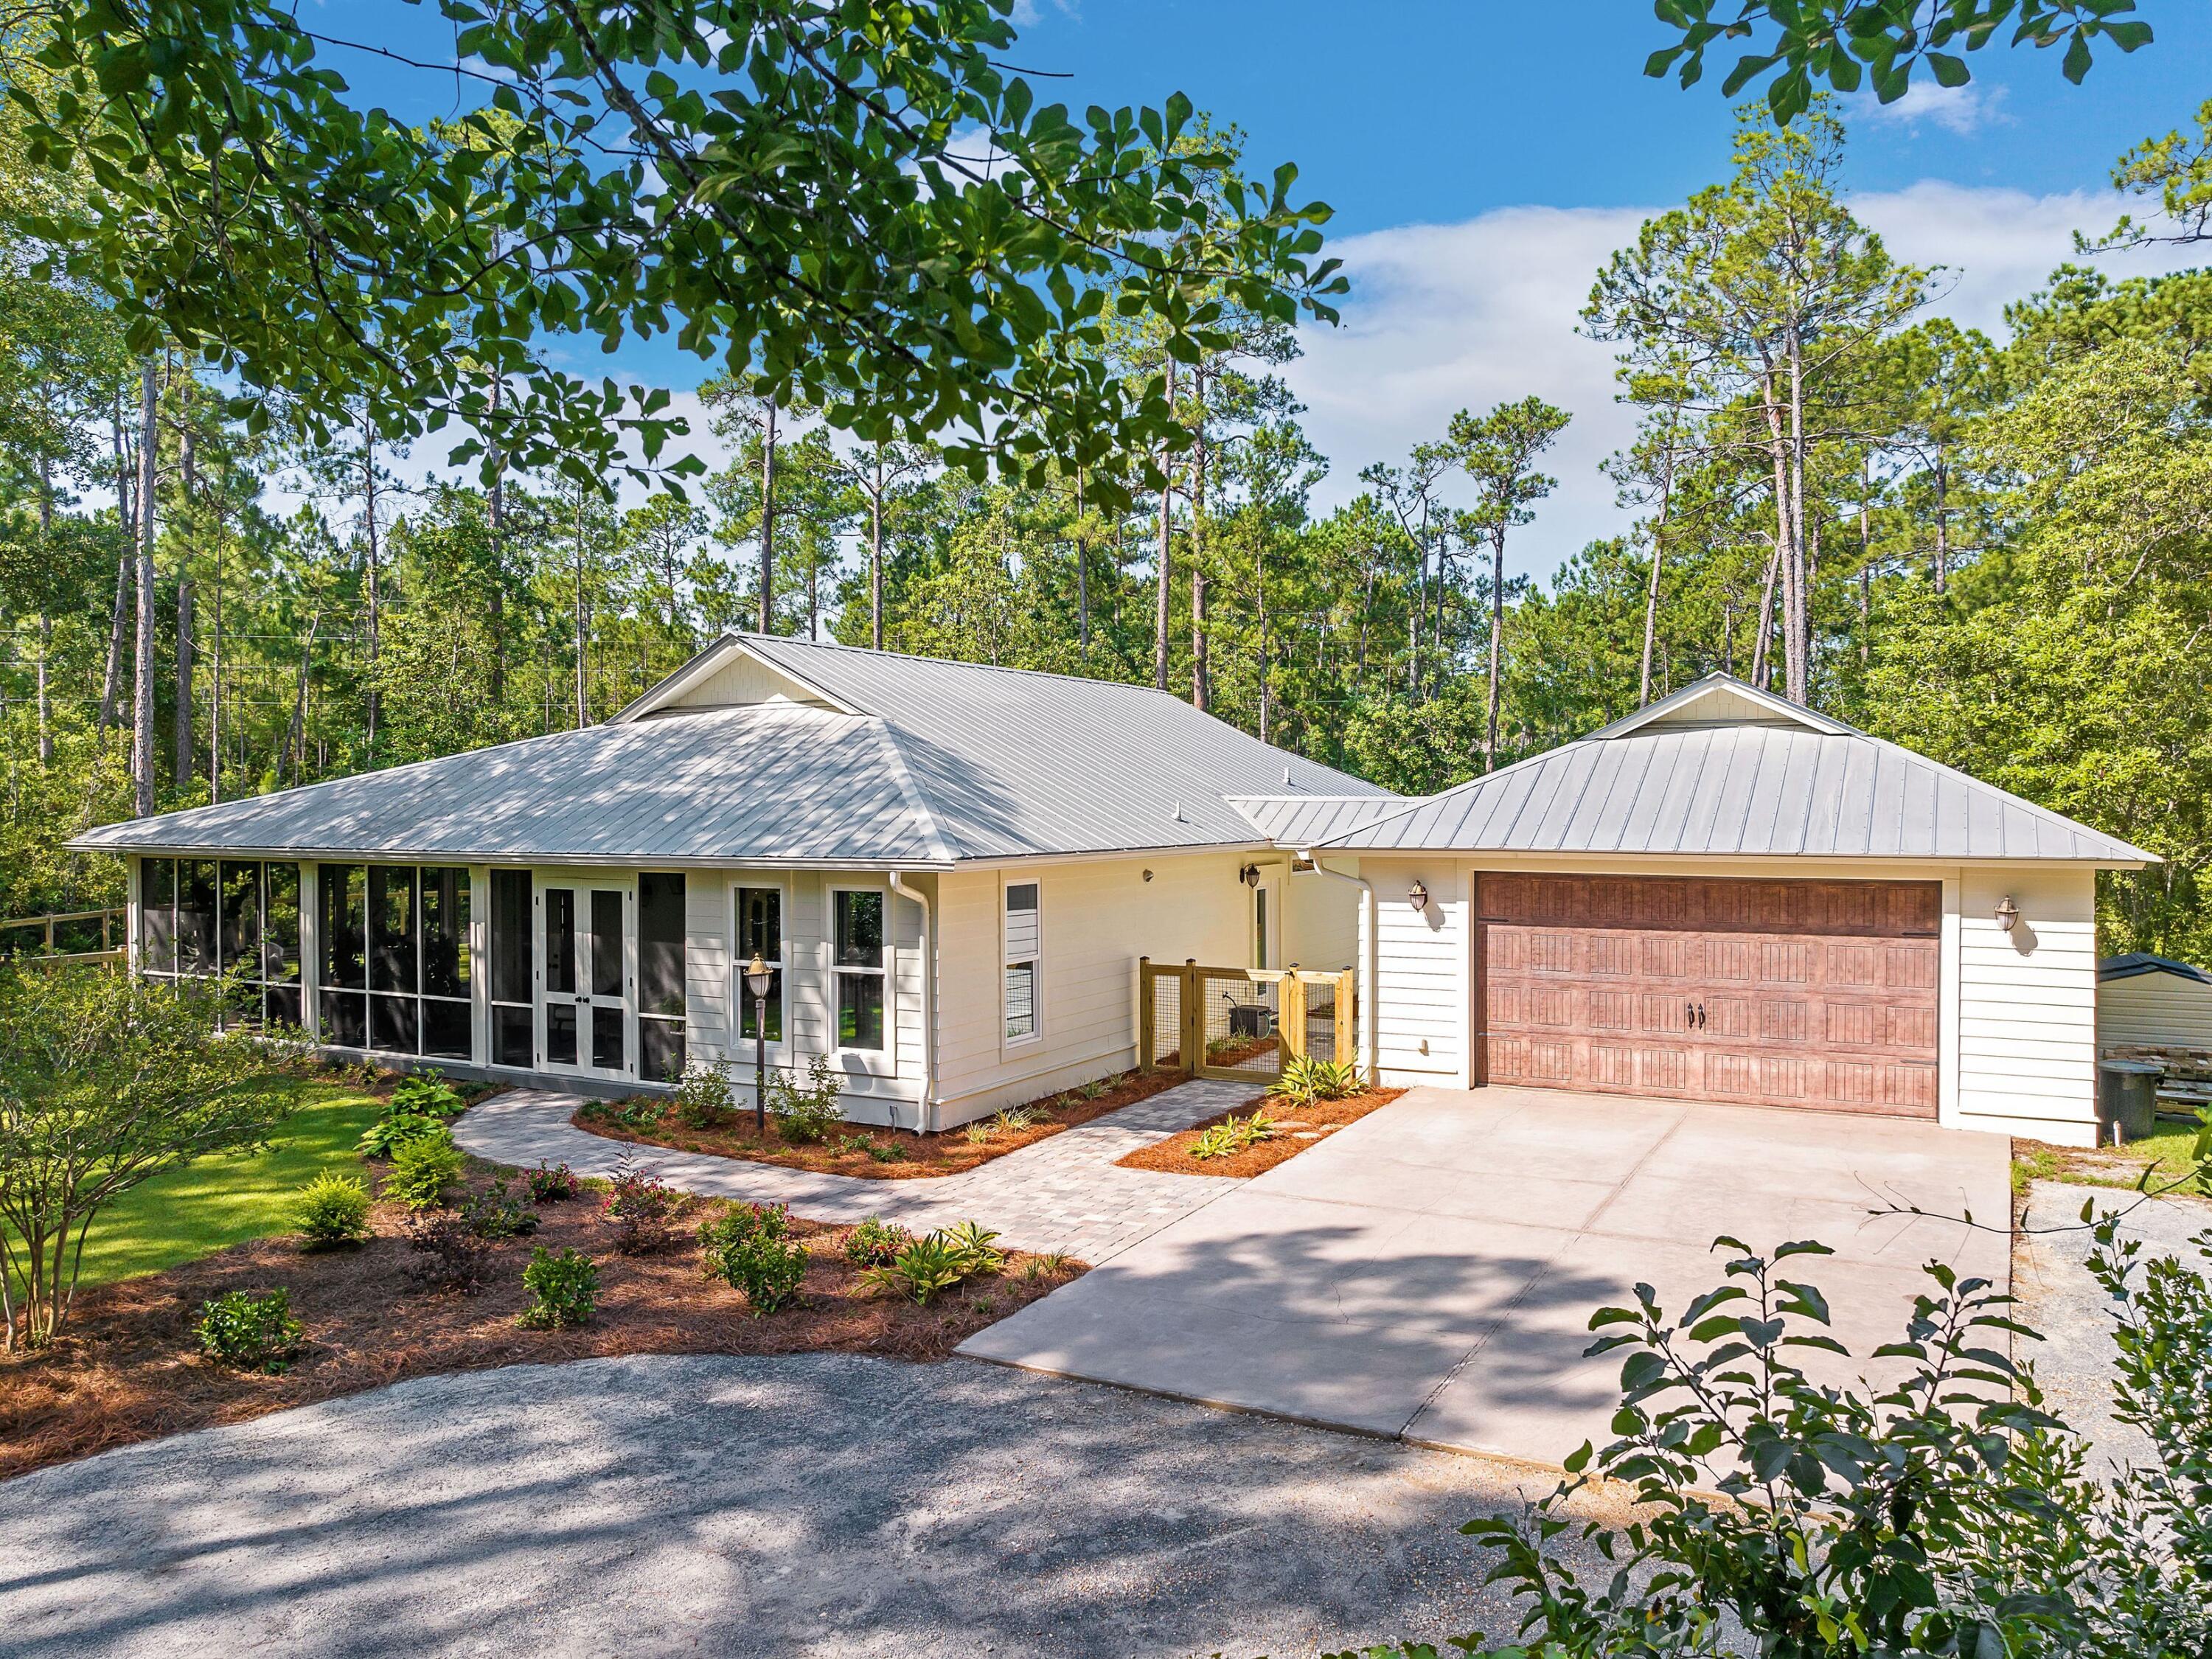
[1686,1000,1696,1030]
[1697,1001,1707,1029]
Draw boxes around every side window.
[832,888,886,1051]
[1004,880,1040,1044]
[736,885,784,1044]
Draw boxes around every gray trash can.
[2098,1060,2163,1144]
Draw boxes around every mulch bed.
[0,1166,1082,1484]
[573,1066,1193,1179]
[1115,1088,1405,1180]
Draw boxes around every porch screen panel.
[417,867,472,1060]
[263,863,302,1029]
[637,872,685,1084]
[176,861,217,975]
[368,866,419,1052]
[140,857,176,973]
[319,864,369,1047]
[490,870,533,1067]
[143,859,304,1033]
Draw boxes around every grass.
[2013,1115,2211,1200]
[46,1082,387,1292]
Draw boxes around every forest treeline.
[6,94,2212,959]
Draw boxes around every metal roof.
[1225,795,1402,845]
[76,637,1388,866]
[2100,953,2212,985]
[1312,675,2156,866]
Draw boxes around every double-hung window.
[1003,880,1040,1045]
[832,888,886,1051]
[735,885,785,1045]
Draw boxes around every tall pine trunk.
[757,398,778,635]
[361,419,380,758]
[1153,358,1175,692]
[487,371,507,704]
[1190,365,1209,712]
[132,361,158,817]
[35,451,52,763]
[174,420,196,788]
[100,396,131,737]
[1482,526,1505,771]
[870,448,886,651]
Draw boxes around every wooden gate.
[0,907,126,967]
[1138,958,1357,1082]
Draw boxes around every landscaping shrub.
[962,1122,995,1145]
[698,1203,809,1315]
[357,1110,444,1159]
[599,1153,680,1253]
[939,1220,1005,1278]
[613,1096,664,1130]
[993,1105,1039,1133]
[1270,1055,1363,1107]
[843,1217,913,1268]
[861,1232,969,1305]
[389,1072,467,1119]
[519,1247,598,1329]
[381,1128,466,1210]
[673,1061,735,1129]
[525,1160,578,1203]
[195,1287,304,1374]
[1189,1110,1281,1161]
[459,1175,539,1239]
[838,1131,906,1164]
[291,1171,372,1249]
[403,1211,490,1292]
[768,1053,845,1144]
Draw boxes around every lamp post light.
[744,950,773,1135]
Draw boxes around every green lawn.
[52,1082,387,1290]
[2014,1117,2210,1199]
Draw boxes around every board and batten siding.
[2098,970,2212,1051]
[933,851,1257,1128]
[1359,858,1469,1088]
[1954,866,2098,1144]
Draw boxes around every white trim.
[827,879,894,1072]
[533,871,637,1085]
[1938,869,1963,1130]
[1000,872,1043,1055]
[730,874,793,1064]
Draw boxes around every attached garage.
[1293,675,2157,1147]
[1478,872,1939,1116]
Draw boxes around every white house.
[76,644,2152,1146]
[1284,676,2154,1149]
[76,635,1380,1129]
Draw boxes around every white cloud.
[1855,81,2007,138]
[1284,184,2205,582]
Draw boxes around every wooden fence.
[0,906,127,967]
[1138,958,1357,1082]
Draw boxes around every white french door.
[535,875,634,1082]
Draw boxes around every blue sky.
[324,1,2212,577]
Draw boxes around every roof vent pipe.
[1172,801,1184,822]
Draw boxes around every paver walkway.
[453,1079,1253,1262]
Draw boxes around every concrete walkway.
[453,1080,1254,1263]
[0,1354,1607,1659]
[962,1085,2013,1470]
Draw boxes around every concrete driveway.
[961,1085,2011,1468]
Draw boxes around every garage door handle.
[1686,1000,1696,1029]
[1697,1001,1706,1029]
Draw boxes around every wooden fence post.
[1138,956,1155,1071]
[1337,967,1359,1076]
[1183,959,1203,1074]
[1281,971,1308,1062]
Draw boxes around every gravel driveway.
[0,1354,1599,1659]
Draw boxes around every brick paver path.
[453,1079,1257,1263]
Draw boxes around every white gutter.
[1303,853,1379,1082]
[887,871,936,1132]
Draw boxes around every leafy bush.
[519,1247,598,1329]
[1188,1110,1280,1161]
[768,1053,845,1144]
[381,1128,466,1210]
[403,1210,491,1292]
[839,1133,906,1164]
[599,1153,680,1253]
[389,1072,466,1119]
[862,1232,969,1305]
[1270,1054,1363,1106]
[196,1287,304,1373]
[612,1096,664,1131]
[291,1171,372,1248]
[358,1110,444,1159]
[673,1061,734,1129]
[698,1203,809,1315]
[525,1160,578,1203]
[939,1220,1004,1277]
[843,1217,914,1268]
[459,1175,539,1239]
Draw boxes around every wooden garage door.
[1478,874,1939,1117]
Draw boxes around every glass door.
[535,877,633,1081]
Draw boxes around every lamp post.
[744,950,773,1135]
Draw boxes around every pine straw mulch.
[1114,1087,1405,1180]
[0,1169,1082,1484]
[571,1065,1192,1178]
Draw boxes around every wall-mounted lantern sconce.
[1994,895,2021,933]
[1141,869,1154,883]
[1239,864,1262,888]
[1408,879,1430,913]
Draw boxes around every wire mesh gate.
[1138,958,1357,1082]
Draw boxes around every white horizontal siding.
[1366,858,1464,1083]
[2099,974,2212,1051]
[1954,867,2098,1142]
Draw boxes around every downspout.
[888,871,936,1132]
[1304,853,1379,1082]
